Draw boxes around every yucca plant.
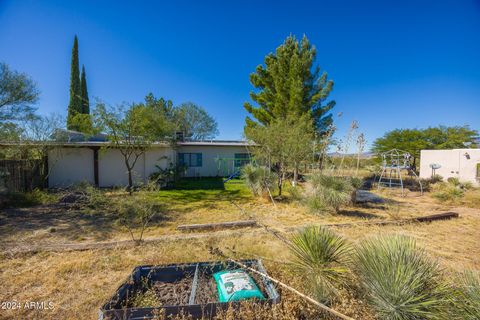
[289,226,352,304]
[307,174,354,214]
[355,235,450,320]
[454,270,480,319]
[241,163,261,196]
[241,164,277,197]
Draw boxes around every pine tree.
[80,65,89,114]
[244,35,335,135]
[67,35,81,130]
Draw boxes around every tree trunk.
[319,154,324,172]
[277,174,283,196]
[124,155,133,195]
[127,168,133,195]
[292,166,298,187]
[277,170,285,196]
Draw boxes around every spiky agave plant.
[454,270,480,319]
[289,226,352,304]
[355,235,450,320]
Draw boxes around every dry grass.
[0,180,479,319]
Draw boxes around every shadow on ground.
[0,203,172,242]
[337,209,384,219]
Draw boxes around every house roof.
[0,140,252,148]
[178,140,251,147]
[0,129,253,148]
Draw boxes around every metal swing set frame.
[377,149,423,196]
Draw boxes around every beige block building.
[419,149,480,186]
[48,141,251,188]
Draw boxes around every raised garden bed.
[99,259,280,320]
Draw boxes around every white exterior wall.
[98,149,145,187]
[98,147,174,187]
[419,149,480,186]
[47,144,250,187]
[178,145,249,177]
[48,148,94,187]
[145,148,176,178]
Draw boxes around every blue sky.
[0,0,479,149]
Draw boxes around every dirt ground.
[0,185,479,319]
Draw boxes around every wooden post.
[92,147,99,187]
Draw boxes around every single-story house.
[48,140,252,188]
[419,148,480,186]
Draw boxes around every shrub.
[430,174,443,184]
[306,174,354,214]
[0,188,58,209]
[285,183,303,201]
[431,179,469,202]
[61,182,110,210]
[454,271,480,319]
[355,235,450,320]
[115,196,159,243]
[241,164,277,197]
[447,177,460,187]
[289,226,351,304]
[447,177,473,190]
[148,162,185,189]
[347,176,363,203]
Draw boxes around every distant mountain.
[327,152,375,159]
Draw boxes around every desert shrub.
[418,178,432,192]
[149,162,185,189]
[115,196,159,243]
[0,188,57,208]
[284,183,303,201]
[447,177,460,187]
[61,182,110,210]
[453,271,480,319]
[432,185,464,202]
[241,164,277,196]
[419,175,443,192]
[289,226,351,304]
[306,174,354,214]
[355,235,450,320]
[430,178,474,202]
[447,177,473,190]
[430,174,443,184]
[347,176,363,203]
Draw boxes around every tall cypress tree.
[67,35,81,130]
[80,65,89,114]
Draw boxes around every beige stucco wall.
[98,147,174,187]
[177,145,250,177]
[419,149,480,186]
[48,148,94,187]
[48,144,249,187]
[98,149,145,187]
[48,146,175,188]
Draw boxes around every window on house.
[234,153,251,168]
[178,153,203,167]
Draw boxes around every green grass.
[148,177,253,211]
